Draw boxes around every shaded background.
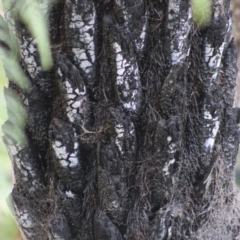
[0,60,21,239]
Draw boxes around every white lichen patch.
[204,120,220,150]
[58,68,63,77]
[227,17,232,34]
[61,80,87,124]
[168,5,192,64]
[7,142,23,156]
[204,170,213,190]
[112,42,141,112]
[168,142,177,154]
[18,210,34,229]
[29,179,40,192]
[168,226,173,239]
[204,108,212,120]
[52,142,68,163]
[204,42,225,84]
[167,136,172,143]
[168,0,180,19]
[111,200,119,209]
[114,118,135,155]
[134,11,148,52]
[115,123,124,153]
[59,159,68,167]
[6,143,37,182]
[204,42,225,68]
[54,141,62,147]
[14,206,35,238]
[66,190,75,199]
[23,97,29,107]
[213,0,225,20]
[15,158,28,178]
[68,3,96,74]
[163,159,175,176]
[69,154,79,167]
[114,0,130,23]
[21,38,41,78]
[51,132,79,168]
[204,105,220,152]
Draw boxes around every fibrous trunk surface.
[2,0,240,239]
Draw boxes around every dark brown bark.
[2,0,240,239]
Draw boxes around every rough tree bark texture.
[2,0,240,239]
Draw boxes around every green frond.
[0,15,29,91]
[3,0,53,69]
[192,0,212,28]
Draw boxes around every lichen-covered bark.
[2,0,240,239]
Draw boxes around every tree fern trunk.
[2,0,240,239]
